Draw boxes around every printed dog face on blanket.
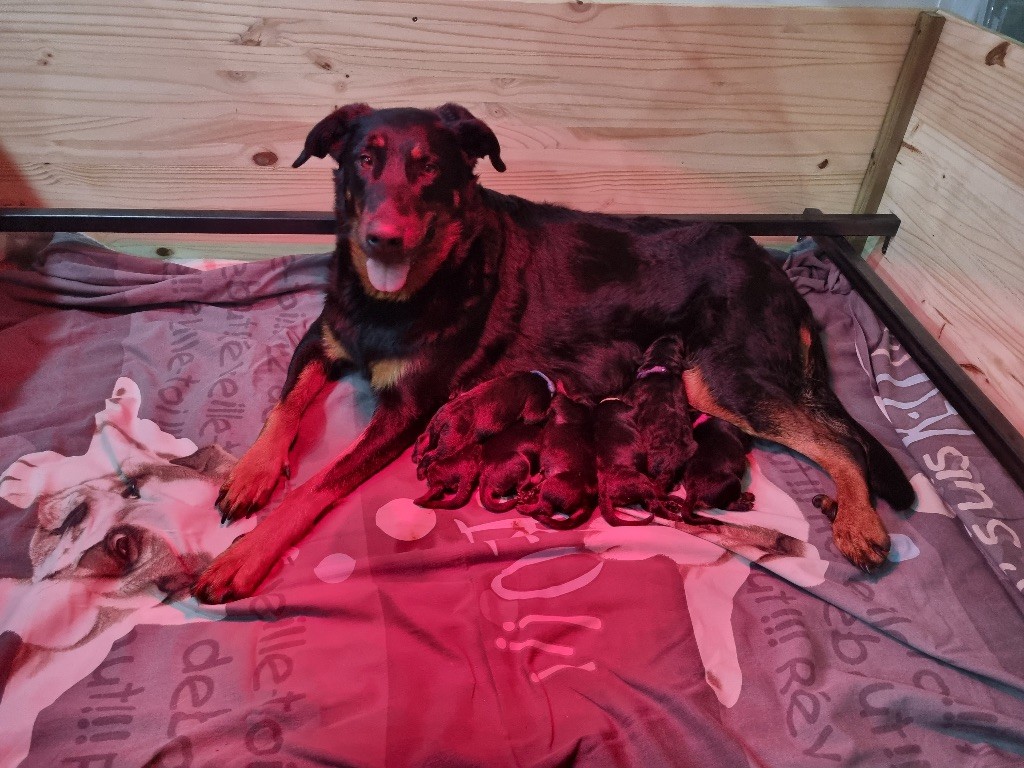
[0,377,253,766]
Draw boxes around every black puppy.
[627,336,697,494]
[683,414,755,511]
[519,392,597,530]
[413,371,552,479]
[478,422,544,513]
[593,397,664,526]
[414,443,483,509]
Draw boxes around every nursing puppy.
[593,397,664,526]
[519,392,597,530]
[684,415,756,511]
[478,422,544,513]
[627,336,697,493]
[413,371,552,479]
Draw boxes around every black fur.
[195,104,916,604]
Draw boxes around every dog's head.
[293,103,505,300]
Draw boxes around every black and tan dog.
[193,103,914,602]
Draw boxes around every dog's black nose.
[364,224,403,254]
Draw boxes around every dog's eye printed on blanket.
[0,377,255,767]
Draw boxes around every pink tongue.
[365,257,412,293]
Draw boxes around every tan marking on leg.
[682,368,752,431]
[321,322,351,364]
[758,407,889,570]
[800,324,814,375]
[369,357,412,390]
[683,366,888,569]
[218,363,331,520]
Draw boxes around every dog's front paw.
[832,512,890,572]
[217,450,288,523]
[192,535,278,604]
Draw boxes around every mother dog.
[193,103,913,603]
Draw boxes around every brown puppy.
[519,392,597,530]
[478,422,544,513]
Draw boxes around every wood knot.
[985,41,1010,67]
[252,151,279,167]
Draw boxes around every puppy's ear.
[434,103,506,173]
[292,103,374,168]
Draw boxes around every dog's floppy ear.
[170,444,236,484]
[434,103,506,173]
[292,103,374,168]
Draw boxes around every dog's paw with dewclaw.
[832,514,891,573]
[216,450,288,524]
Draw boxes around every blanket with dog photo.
[1,235,1023,767]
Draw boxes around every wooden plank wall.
[877,15,1024,436]
[0,1,918,218]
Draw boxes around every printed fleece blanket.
[0,235,1023,767]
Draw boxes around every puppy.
[519,392,597,530]
[478,422,544,513]
[413,371,553,479]
[683,414,755,511]
[593,397,663,526]
[627,335,697,493]
[414,443,484,509]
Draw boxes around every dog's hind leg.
[684,367,893,572]
[804,327,915,511]
[217,318,347,522]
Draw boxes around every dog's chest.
[321,316,416,391]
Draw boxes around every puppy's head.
[294,103,505,301]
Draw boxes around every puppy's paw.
[191,535,277,604]
[728,491,756,512]
[832,513,890,572]
[217,450,287,523]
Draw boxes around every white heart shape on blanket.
[376,498,436,541]
[314,553,356,584]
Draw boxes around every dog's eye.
[423,161,439,174]
[358,153,373,169]
[121,477,141,499]
[104,526,142,571]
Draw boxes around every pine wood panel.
[0,1,917,214]
[878,15,1024,435]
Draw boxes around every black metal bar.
[0,208,902,238]
[812,224,1024,491]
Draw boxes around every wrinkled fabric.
[0,237,1021,768]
